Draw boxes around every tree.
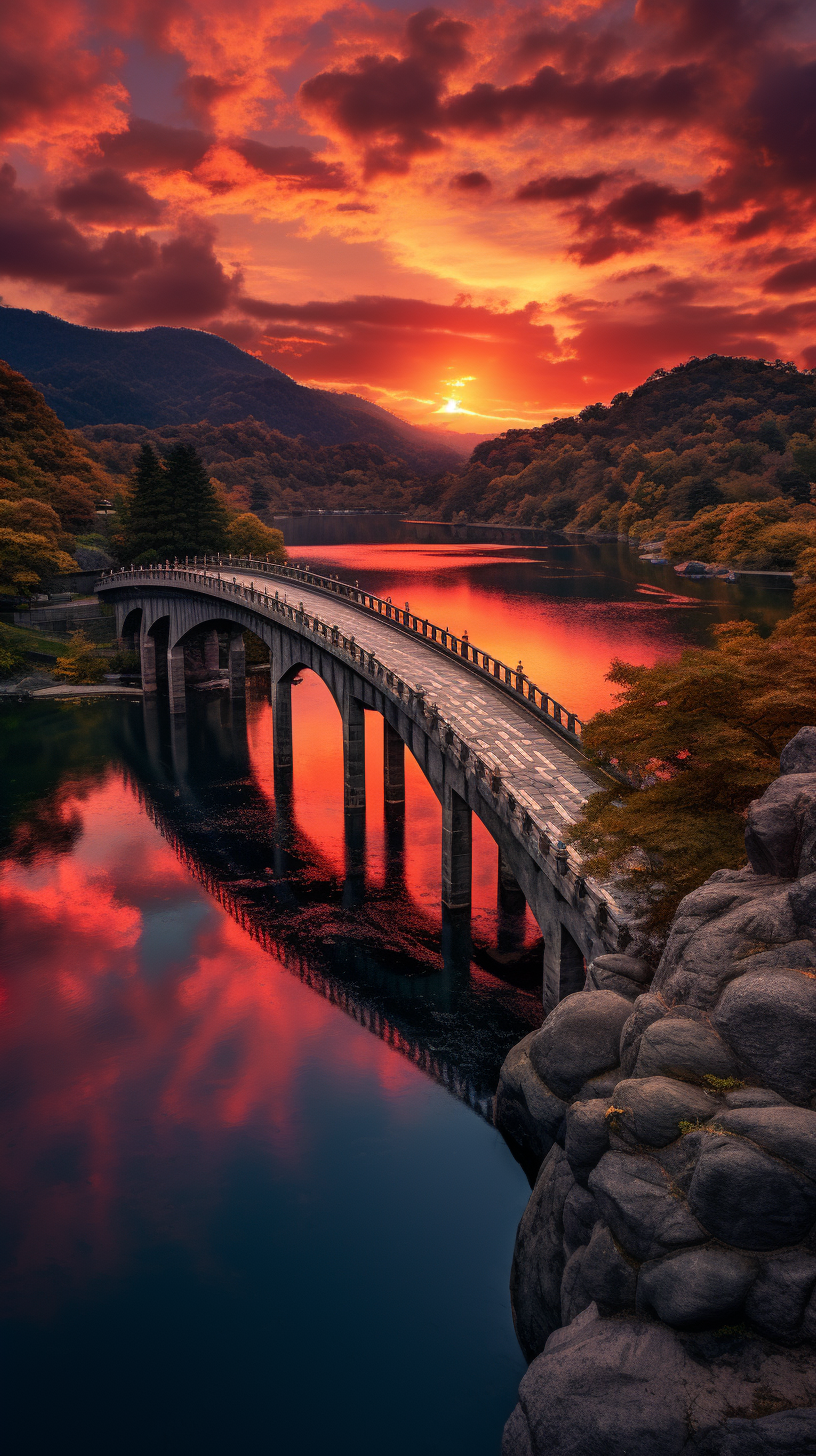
[54,630,107,684]
[120,442,228,563]
[569,556,816,936]
[164,443,228,558]
[226,513,286,560]
[0,528,77,596]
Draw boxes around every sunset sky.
[2,0,815,430]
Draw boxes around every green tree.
[164,443,228,558]
[570,558,816,935]
[226,512,286,560]
[120,443,173,563]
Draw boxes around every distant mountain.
[0,308,462,475]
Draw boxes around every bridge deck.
[231,568,606,841]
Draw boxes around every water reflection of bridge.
[115,694,542,1123]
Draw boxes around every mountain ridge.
[0,307,464,473]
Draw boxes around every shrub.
[54,630,107,684]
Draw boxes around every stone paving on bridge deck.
[233,570,607,840]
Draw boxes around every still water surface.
[0,528,792,1454]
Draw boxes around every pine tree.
[164,443,228,558]
[121,443,176,563]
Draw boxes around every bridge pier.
[542,921,587,1012]
[383,720,405,807]
[343,694,366,811]
[140,629,157,693]
[272,676,293,798]
[442,785,471,910]
[203,628,220,672]
[167,641,187,715]
[228,634,245,701]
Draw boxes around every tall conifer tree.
[164,443,228,557]
[121,443,176,563]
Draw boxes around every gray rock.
[528,991,633,1101]
[652,874,801,1010]
[745,774,816,879]
[562,1183,597,1259]
[687,1134,816,1249]
[585,953,652,1000]
[636,1246,757,1328]
[635,1017,740,1085]
[589,1150,706,1261]
[684,1408,816,1456]
[780,726,816,776]
[565,1100,610,1186]
[573,1221,638,1314]
[620,993,667,1077]
[789,874,816,930]
[560,1247,591,1325]
[502,1305,816,1456]
[612,1076,718,1146]
[575,1069,621,1102]
[713,1105,816,1180]
[745,1251,816,1340]
[712,969,816,1105]
[725,1087,788,1108]
[510,1145,576,1360]
[496,1031,568,1161]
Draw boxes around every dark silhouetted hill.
[0,308,462,474]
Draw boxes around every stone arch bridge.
[97,558,631,1008]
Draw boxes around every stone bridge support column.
[272,677,293,793]
[542,920,587,1013]
[140,629,157,693]
[228,634,245,701]
[442,784,471,911]
[167,642,187,715]
[342,694,366,811]
[203,628,220,672]
[498,849,526,911]
[383,720,405,808]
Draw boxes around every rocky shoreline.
[496,727,816,1455]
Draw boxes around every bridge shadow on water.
[113,688,544,1124]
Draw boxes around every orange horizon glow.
[1,2,815,431]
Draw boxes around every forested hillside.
[0,308,461,474]
[424,356,816,568]
[81,420,423,515]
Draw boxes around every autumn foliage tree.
[226,513,286,559]
[570,551,816,936]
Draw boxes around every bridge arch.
[101,569,627,1005]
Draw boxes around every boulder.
[652,873,801,1009]
[571,1221,638,1314]
[502,1305,816,1456]
[528,991,633,1101]
[687,1134,816,1250]
[745,1252,816,1341]
[745,774,816,879]
[496,1031,568,1160]
[619,993,667,1076]
[589,1151,706,1261]
[565,1100,610,1186]
[575,1069,621,1102]
[634,1017,740,1084]
[612,1075,718,1147]
[712,969,816,1105]
[636,1246,757,1328]
[510,1145,576,1360]
[712,1106,816,1181]
[560,1247,591,1325]
[725,1087,788,1109]
[584,953,652,1000]
[562,1183,598,1259]
[780,726,816,775]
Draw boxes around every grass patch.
[0,621,67,675]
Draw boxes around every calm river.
[0,525,791,1455]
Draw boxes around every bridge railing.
[96,563,626,940]
[102,554,585,747]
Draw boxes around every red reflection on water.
[291,542,693,718]
[0,770,441,1317]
